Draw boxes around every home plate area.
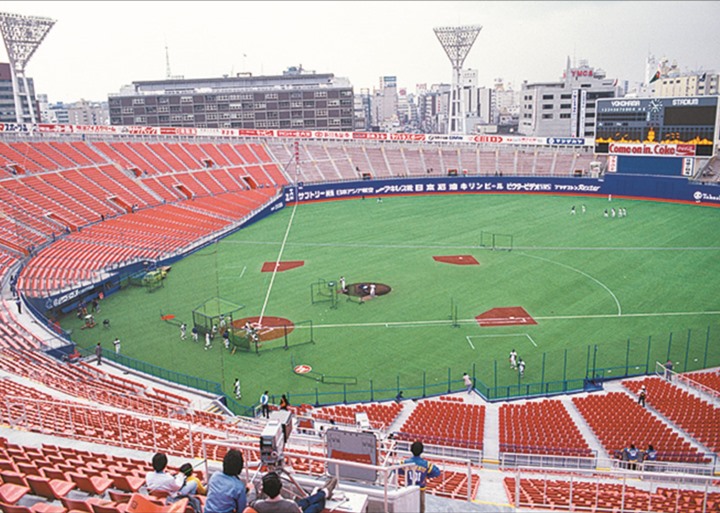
[475,306,537,327]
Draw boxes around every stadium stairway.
[559,394,609,458]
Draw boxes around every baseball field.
[61,193,720,412]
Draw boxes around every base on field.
[433,255,480,265]
[475,307,537,327]
[261,260,305,272]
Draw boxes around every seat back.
[25,475,55,500]
[127,493,188,513]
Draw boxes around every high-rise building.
[519,58,618,138]
[108,68,354,130]
[0,62,39,123]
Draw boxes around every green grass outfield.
[62,193,720,409]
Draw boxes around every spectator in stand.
[624,443,640,471]
[665,359,674,381]
[280,394,289,410]
[95,342,102,365]
[173,463,204,513]
[638,385,647,407]
[205,449,255,513]
[145,453,181,495]
[643,444,658,471]
[400,441,440,513]
[251,471,336,513]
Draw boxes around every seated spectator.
[145,453,181,495]
[205,449,255,513]
[173,462,204,513]
[251,472,336,513]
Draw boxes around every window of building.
[134,116,146,123]
[329,118,341,126]
[542,94,554,100]
[560,94,571,99]
[328,99,340,107]
[340,90,353,97]
[241,93,253,100]
[121,107,133,114]
[218,95,229,101]
[560,103,571,109]
[229,103,242,110]
[254,103,266,109]
[314,91,327,98]
[559,113,571,119]
[131,98,145,105]
[542,113,553,119]
[317,109,328,117]
[303,101,314,108]
[542,104,554,109]
[291,119,304,126]
[159,97,170,104]
[265,93,278,100]
[180,96,193,103]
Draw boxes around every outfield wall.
[286,173,720,207]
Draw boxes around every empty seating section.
[499,399,593,457]
[24,175,101,222]
[623,376,720,455]
[1,180,83,231]
[27,143,76,169]
[232,143,259,164]
[534,151,556,176]
[504,477,719,513]
[91,165,161,207]
[199,143,231,167]
[310,402,402,430]
[141,176,186,202]
[396,400,485,450]
[69,142,107,164]
[215,143,245,166]
[261,163,289,186]
[107,142,157,175]
[478,150,497,175]
[459,148,478,174]
[127,143,172,174]
[344,145,371,176]
[686,369,720,395]
[383,147,407,176]
[420,147,442,174]
[399,467,481,501]
[0,143,44,173]
[572,392,706,463]
[364,147,392,178]
[554,152,575,175]
[497,150,516,175]
[399,147,425,176]
[515,150,534,175]
[0,377,226,458]
[439,148,461,173]
[163,142,200,169]
[90,141,134,170]
[0,317,40,351]
[303,144,338,182]
[574,152,595,174]
[324,145,358,179]
[61,170,124,218]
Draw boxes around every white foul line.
[466,333,537,349]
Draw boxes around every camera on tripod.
[259,410,293,467]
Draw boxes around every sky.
[1,1,719,103]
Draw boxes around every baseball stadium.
[1,16,720,513]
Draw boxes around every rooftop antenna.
[0,11,55,124]
[433,25,482,135]
[165,42,172,79]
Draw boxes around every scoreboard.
[595,96,719,157]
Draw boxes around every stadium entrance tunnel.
[232,316,295,341]
[344,283,392,298]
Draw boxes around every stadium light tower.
[0,12,55,124]
[433,25,482,135]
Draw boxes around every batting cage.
[310,278,339,309]
[192,297,245,339]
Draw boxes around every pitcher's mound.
[345,283,392,298]
[433,255,479,265]
[476,307,537,327]
[261,261,305,272]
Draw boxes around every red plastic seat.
[67,471,113,496]
[26,474,76,500]
[0,483,29,505]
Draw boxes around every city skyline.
[1,1,719,103]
